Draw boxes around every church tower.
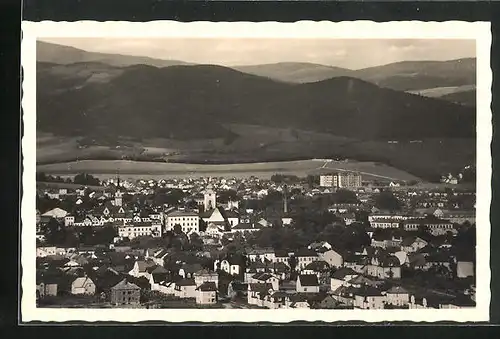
[114,171,123,207]
[283,184,288,214]
[204,184,217,211]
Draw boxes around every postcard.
[21,20,491,323]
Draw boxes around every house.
[179,263,203,279]
[264,291,288,309]
[118,222,158,239]
[128,260,156,278]
[229,222,264,235]
[148,266,169,290]
[36,246,57,257]
[110,279,141,306]
[457,260,475,278]
[366,255,401,279]
[313,294,341,309]
[151,248,169,266]
[296,274,320,293]
[247,248,275,263]
[343,254,369,274]
[301,260,331,284]
[174,278,197,299]
[385,286,410,307]
[247,283,273,307]
[195,282,218,305]
[166,210,200,233]
[227,281,248,299]
[250,272,280,290]
[205,222,225,238]
[308,241,332,251]
[408,293,475,309]
[401,236,428,253]
[36,275,59,298]
[353,286,385,309]
[318,249,344,268]
[42,207,68,219]
[273,250,290,266]
[71,276,96,295]
[330,267,359,291]
[194,268,219,288]
[294,249,319,270]
[370,218,400,229]
[214,259,241,276]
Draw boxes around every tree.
[189,232,204,251]
[173,224,182,235]
[333,189,358,204]
[73,173,100,186]
[374,191,402,211]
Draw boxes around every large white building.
[320,172,362,188]
[166,210,200,234]
[118,222,162,239]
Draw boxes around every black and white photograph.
[21,21,491,322]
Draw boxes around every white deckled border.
[21,20,491,323]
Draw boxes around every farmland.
[36,158,422,182]
[36,126,475,182]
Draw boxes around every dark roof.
[152,272,169,283]
[386,286,409,294]
[181,263,203,274]
[176,278,196,286]
[331,267,358,279]
[252,272,274,281]
[295,249,318,257]
[196,281,217,292]
[111,279,140,291]
[298,274,319,287]
[248,282,273,292]
[303,260,330,272]
[354,286,383,297]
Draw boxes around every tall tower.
[114,171,123,207]
[204,184,217,211]
[283,185,288,214]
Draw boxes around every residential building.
[110,279,141,306]
[195,282,218,305]
[166,210,200,233]
[71,276,96,295]
[385,286,410,307]
[296,274,320,293]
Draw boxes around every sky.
[39,38,476,70]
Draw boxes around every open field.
[36,159,422,182]
[36,126,475,182]
[407,85,476,98]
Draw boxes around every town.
[35,170,477,310]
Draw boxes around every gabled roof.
[331,267,358,280]
[252,272,274,281]
[176,278,196,286]
[248,282,273,292]
[180,263,203,274]
[151,265,168,274]
[295,249,318,257]
[135,260,156,272]
[353,286,383,297]
[72,276,94,288]
[303,260,330,272]
[386,286,409,294]
[167,210,200,217]
[111,279,140,291]
[298,274,319,287]
[152,272,169,283]
[232,222,263,230]
[196,281,217,292]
